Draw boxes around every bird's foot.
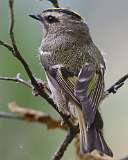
[32,80,50,96]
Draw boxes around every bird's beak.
[29,14,42,22]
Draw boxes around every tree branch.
[52,126,79,160]
[0,73,32,88]
[103,73,128,99]
[0,101,67,130]
[0,40,13,52]
[8,0,38,85]
[0,112,23,121]
[9,101,66,129]
[106,73,128,94]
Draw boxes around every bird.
[29,8,113,156]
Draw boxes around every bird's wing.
[45,64,80,105]
[75,65,104,128]
[43,62,104,128]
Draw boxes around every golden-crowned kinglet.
[30,8,113,156]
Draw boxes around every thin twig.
[47,0,59,8]
[103,73,128,99]
[0,73,32,88]
[52,126,79,160]
[8,0,38,85]
[0,112,23,121]
[107,73,128,94]
[0,40,13,52]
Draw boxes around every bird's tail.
[77,109,113,157]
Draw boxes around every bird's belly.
[46,73,78,119]
[46,73,68,114]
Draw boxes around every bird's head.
[29,8,89,37]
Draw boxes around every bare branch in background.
[0,102,67,130]
[0,112,23,121]
[0,102,68,130]
[52,126,79,160]
[8,101,67,129]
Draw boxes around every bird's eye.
[46,15,58,23]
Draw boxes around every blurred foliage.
[0,0,128,159]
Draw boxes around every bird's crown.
[42,8,82,20]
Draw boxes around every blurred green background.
[0,0,128,159]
